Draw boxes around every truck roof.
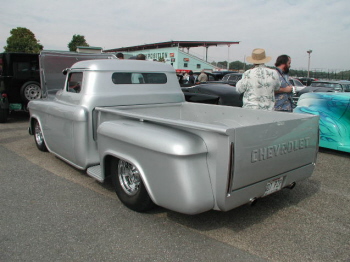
[70,59,176,73]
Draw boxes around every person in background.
[274,55,294,112]
[197,70,208,83]
[116,53,124,59]
[236,48,290,110]
[183,72,189,82]
[188,71,195,85]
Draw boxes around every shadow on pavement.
[319,147,350,158]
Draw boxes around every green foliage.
[212,60,252,71]
[229,60,246,70]
[4,27,43,53]
[68,34,89,52]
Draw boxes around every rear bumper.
[217,163,316,211]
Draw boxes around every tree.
[68,34,89,51]
[229,61,246,71]
[4,27,43,53]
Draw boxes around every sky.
[1,0,349,71]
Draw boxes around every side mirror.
[62,68,69,75]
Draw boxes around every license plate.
[263,177,284,196]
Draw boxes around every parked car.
[289,77,306,104]
[183,76,302,107]
[211,71,236,80]
[289,77,306,92]
[338,80,350,91]
[0,52,40,104]
[178,72,219,87]
[293,81,350,103]
[221,73,243,86]
[0,53,40,122]
[294,92,350,153]
[182,83,243,107]
[297,77,317,86]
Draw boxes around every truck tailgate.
[230,116,318,191]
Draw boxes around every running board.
[87,165,104,182]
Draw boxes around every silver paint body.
[29,55,319,214]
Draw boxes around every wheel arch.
[102,151,157,204]
[29,116,37,135]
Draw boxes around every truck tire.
[20,81,41,103]
[33,119,48,152]
[0,108,9,123]
[111,158,154,212]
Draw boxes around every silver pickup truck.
[28,52,319,215]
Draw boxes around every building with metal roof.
[104,41,240,72]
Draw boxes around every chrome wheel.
[118,160,141,196]
[111,158,154,212]
[34,120,47,152]
[24,83,41,101]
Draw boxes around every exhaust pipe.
[285,182,296,190]
[249,197,258,206]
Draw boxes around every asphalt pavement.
[0,111,349,262]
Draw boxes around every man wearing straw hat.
[237,48,292,110]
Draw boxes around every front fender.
[98,119,215,214]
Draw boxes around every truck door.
[44,72,84,164]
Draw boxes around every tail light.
[226,142,234,196]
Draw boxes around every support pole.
[205,46,208,62]
[307,50,312,79]
[227,44,231,70]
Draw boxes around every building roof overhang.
[104,40,240,52]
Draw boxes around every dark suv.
[0,53,40,122]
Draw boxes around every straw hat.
[246,48,271,64]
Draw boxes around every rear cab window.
[112,73,167,84]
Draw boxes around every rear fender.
[98,119,215,214]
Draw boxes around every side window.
[67,72,83,93]
[208,75,215,81]
[294,79,304,87]
[13,62,31,78]
[30,59,39,72]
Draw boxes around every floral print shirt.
[236,65,280,110]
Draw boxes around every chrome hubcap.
[118,160,141,196]
[25,84,41,100]
[34,122,44,146]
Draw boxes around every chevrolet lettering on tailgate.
[251,137,311,163]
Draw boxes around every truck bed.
[96,102,315,134]
[96,102,319,211]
